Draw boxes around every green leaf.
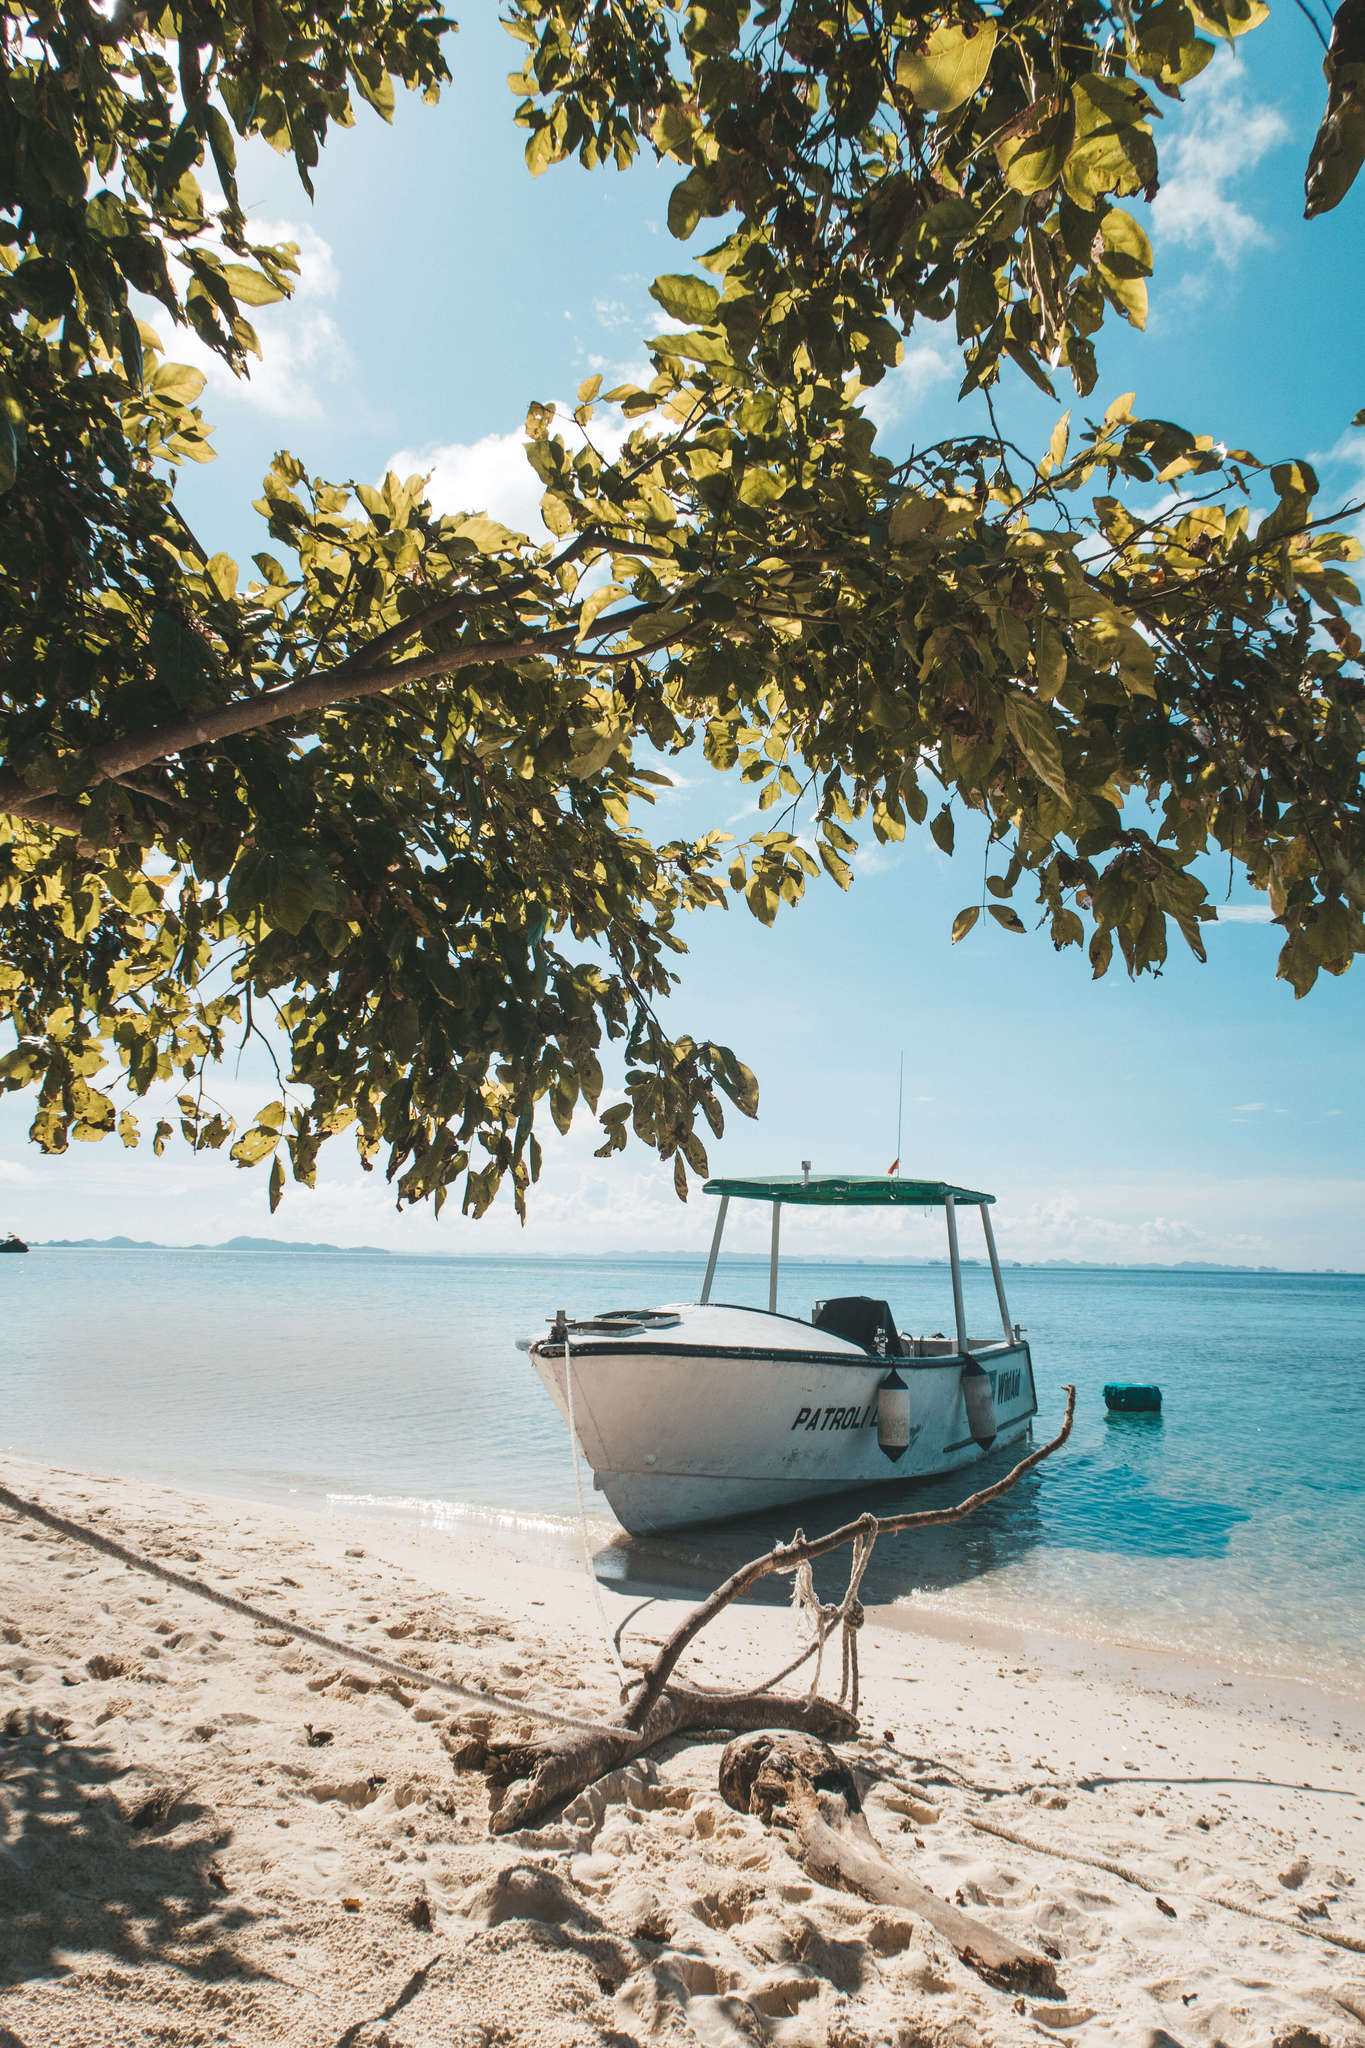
[269,1154,285,1211]
[231,1124,280,1167]
[999,103,1075,195]
[221,263,287,307]
[452,514,524,551]
[896,22,997,114]
[0,417,18,494]
[1062,76,1156,208]
[577,581,627,639]
[1187,0,1268,35]
[951,905,980,943]
[260,852,348,934]
[667,169,710,240]
[150,362,206,407]
[525,122,557,176]
[1004,693,1069,798]
[206,553,238,600]
[989,905,1027,934]
[649,273,721,324]
[737,465,785,508]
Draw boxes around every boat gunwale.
[533,1336,1029,1371]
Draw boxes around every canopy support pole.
[700,1195,729,1305]
[768,1201,782,1314]
[981,1205,1013,1340]
[944,1195,968,1355]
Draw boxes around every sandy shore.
[2,1451,1364,2048]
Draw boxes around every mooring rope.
[0,1478,614,1737]
[653,1520,877,1716]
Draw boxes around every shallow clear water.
[3,1249,1362,1690]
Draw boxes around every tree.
[0,0,1361,1217]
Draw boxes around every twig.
[625,1387,1076,1727]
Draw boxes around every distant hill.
[26,1240,1358,1275]
[36,1235,391,1255]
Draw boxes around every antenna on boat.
[889,1051,904,1178]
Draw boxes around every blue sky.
[1,8,1360,1266]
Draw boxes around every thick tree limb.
[480,1683,857,1835]
[626,1387,1076,1729]
[719,1730,1062,1997]
[0,606,666,824]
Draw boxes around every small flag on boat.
[887,1158,899,1176]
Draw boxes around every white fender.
[877,1368,911,1462]
[962,1358,997,1448]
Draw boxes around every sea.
[4,1248,1363,1696]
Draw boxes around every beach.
[3,1450,1363,2047]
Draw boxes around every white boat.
[524,1169,1038,1535]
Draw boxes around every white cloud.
[863,338,956,432]
[392,403,635,539]
[165,219,347,421]
[592,297,637,330]
[1216,904,1274,923]
[393,425,546,536]
[1150,65,1288,266]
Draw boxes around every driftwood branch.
[719,1730,1062,1998]
[625,1387,1076,1728]
[480,1683,857,1835]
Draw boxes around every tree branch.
[0,603,670,827]
[624,1386,1076,1729]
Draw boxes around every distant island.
[36,1235,392,1256]
[25,1238,1359,1275]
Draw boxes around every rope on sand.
[0,1478,614,1738]
[969,1814,1365,1958]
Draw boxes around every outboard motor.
[877,1367,911,1461]
[962,1357,997,1449]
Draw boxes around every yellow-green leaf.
[150,361,205,406]
[999,102,1075,194]
[206,553,238,600]
[896,21,997,114]
[1004,694,1069,798]
[577,581,627,640]
[952,904,980,943]
[649,272,721,324]
[221,263,287,307]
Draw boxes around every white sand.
[2,1450,1363,2048]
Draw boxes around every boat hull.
[530,1314,1037,1534]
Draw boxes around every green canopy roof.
[702,1174,994,1207]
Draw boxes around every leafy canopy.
[0,0,1361,1219]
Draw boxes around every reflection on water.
[1,1250,1362,1685]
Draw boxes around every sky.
[2,7,1361,1268]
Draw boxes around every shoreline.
[7,1443,1364,1713]
[3,1450,1364,2044]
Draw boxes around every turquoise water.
[2,1249,1362,1691]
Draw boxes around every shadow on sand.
[0,1706,257,1989]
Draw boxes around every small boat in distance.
[0,1232,28,1255]
[523,1168,1038,1534]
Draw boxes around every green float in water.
[1104,1383,1162,1414]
